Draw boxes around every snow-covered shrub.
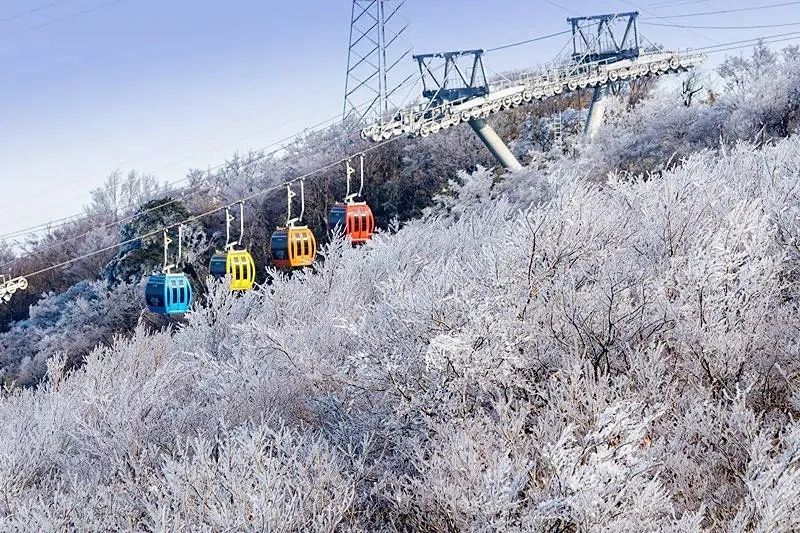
[0,279,143,386]
[578,44,800,179]
[0,134,798,530]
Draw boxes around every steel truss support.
[415,50,489,102]
[343,0,413,124]
[568,12,640,64]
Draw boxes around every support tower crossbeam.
[361,50,705,144]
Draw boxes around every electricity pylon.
[343,0,414,124]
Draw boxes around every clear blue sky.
[0,0,794,236]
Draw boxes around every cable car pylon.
[360,11,705,166]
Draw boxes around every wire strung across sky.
[1,0,126,40]
[647,0,718,8]
[4,135,402,285]
[0,101,375,244]
[6,18,800,277]
[690,30,800,52]
[647,1,800,19]
[642,21,800,30]
[485,30,572,53]
[701,33,800,55]
[0,0,74,22]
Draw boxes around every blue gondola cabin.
[145,273,193,315]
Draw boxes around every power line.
[0,0,74,22]
[0,214,86,241]
[646,0,718,8]
[6,136,401,285]
[643,20,800,29]
[621,0,722,45]
[1,0,126,40]
[485,29,572,53]
[690,30,800,52]
[703,32,800,54]
[648,1,800,19]
[541,0,579,16]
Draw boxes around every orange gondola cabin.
[329,202,374,244]
[330,154,375,244]
[270,226,316,268]
[271,180,317,269]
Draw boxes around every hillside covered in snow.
[1,44,800,530]
[0,133,798,529]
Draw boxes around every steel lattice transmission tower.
[343,0,413,124]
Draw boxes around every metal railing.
[361,50,706,142]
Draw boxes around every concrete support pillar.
[584,85,609,138]
[468,118,522,171]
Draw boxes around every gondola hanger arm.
[236,202,244,247]
[224,207,234,251]
[163,230,174,273]
[286,183,299,227]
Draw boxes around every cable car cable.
[0,100,374,243]
[647,1,800,19]
[5,136,401,285]
[485,29,572,53]
[0,94,378,237]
